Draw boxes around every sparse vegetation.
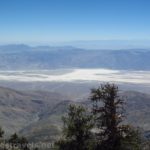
[55,105,95,150]
[0,83,149,150]
[90,83,142,150]
[55,83,149,150]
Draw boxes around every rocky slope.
[0,86,149,142]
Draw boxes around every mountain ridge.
[0,44,150,70]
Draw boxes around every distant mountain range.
[0,44,150,70]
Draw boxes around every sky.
[0,0,150,45]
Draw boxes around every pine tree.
[0,127,4,138]
[18,136,29,150]
[8,133,19,150]
[55,104,95,150]
[91,83,141,150]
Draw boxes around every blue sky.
[0,0,150,44]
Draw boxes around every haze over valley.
[1,45,150,92]
[0,45,150,95]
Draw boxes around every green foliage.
[119,126,142,150]
[18,136,29,150]
[91,83,142,150]
[55,104,95,150]
[0,127,4,138]
[8,133,29,150]
[8,133,19,148]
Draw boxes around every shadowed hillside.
[0,86,68,135]
[0,86,149,142]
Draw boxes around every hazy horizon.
[1,40,150,50]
